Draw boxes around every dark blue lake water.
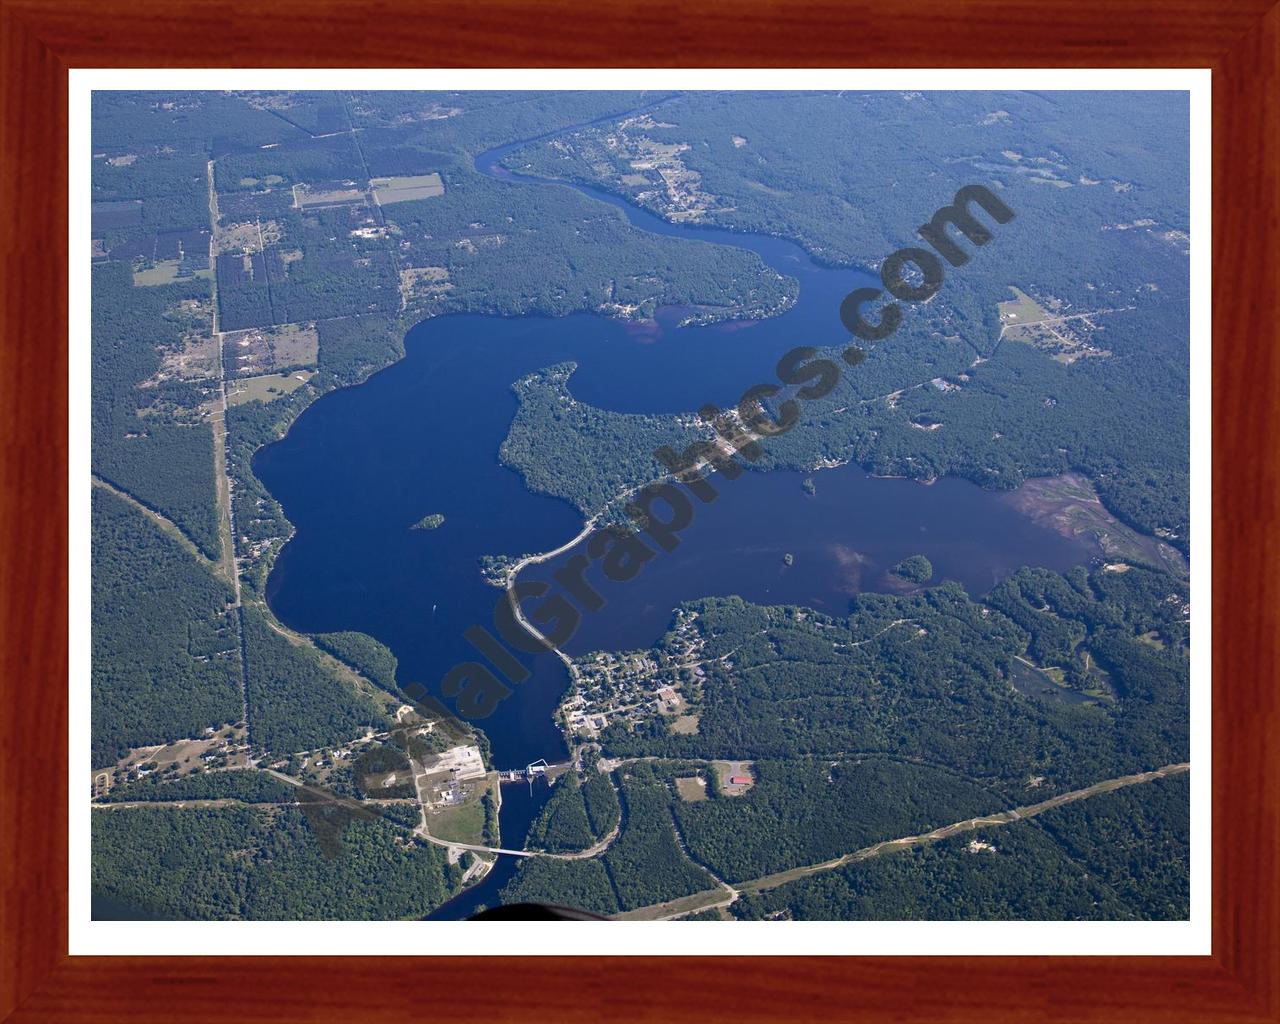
[252,117,1098,918]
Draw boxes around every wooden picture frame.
[2,2,1275,1019]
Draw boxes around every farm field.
[226,370,314,406]
[371,173,445,205]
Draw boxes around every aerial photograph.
[89,88,1191,922]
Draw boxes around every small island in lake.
[892,554,933,584]
[412,513,446,530]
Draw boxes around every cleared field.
[999,285,1117,364]
[671,714,700,735]
[399,265,452,306]
[268,322,319,368]
[96,723,248,783]
[225,328,272,377]
[424,775,497,846]
[371,173,445,206]
[132,260,212,287]
[998,285,1049,325]
[226,324,317,375]
[156,332,219,382]
[238,174,285,187]
[674,776,707,802]
[426,801,484,845]
[226,370,314,406]
[293,183,365,209]
[215,219,282,255]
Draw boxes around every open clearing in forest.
[267,322,319,368]
[371,173,445,205]
[674,776,708,802]
[132,260,213,287]
[226,370,314,406]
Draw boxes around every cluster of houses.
[561,610,709,739]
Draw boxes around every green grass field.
[132,260,213,288]
[226,370,314,406]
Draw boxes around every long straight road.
[616,761,1191,919]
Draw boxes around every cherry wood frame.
[2,1,1277,1020]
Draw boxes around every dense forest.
[241,604,389,755]
[222,387,313,594]
[524,772,595,852]
[381,163,795,323]
[499,91,1190,548]
[602,769,718,910]
[92,91,297,158]
[500,760,1189,920]
[1032,770,1190,917]
[501,363,708,516]
[315,315,406,386]
[91,261,222,558]
[313,630,400,692]
[501,764,715,914]
[213,132,365,193]
[985,564,1189,692]
[893,554,934,584]
[210,89,673,189]
[349,91,670,160]
[593,564,1189,801]
[583,771,622,838]
[214,205,401,332]
[91,489,241,766]
[199,89,792,335]
[92,805,460,919]
[97,768,296,804]
[730,773,1188,920]
[507,90,1186,261]
[497,856,621,917]
[524,771,620,853]
[674,758,1001,882]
